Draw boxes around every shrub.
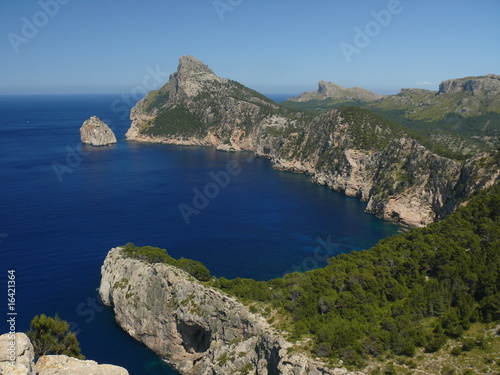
[122,244,211,282]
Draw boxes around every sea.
[0,94,400,374]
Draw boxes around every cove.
[0,94,400,374]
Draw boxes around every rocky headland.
[80,116,117,146]
[99,247,362,375]
[125,56,499,227]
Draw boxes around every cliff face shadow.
[177,320,211,353]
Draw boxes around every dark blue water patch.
[0,95,400,374]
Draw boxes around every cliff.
[99,247,362,375]
[438,74,500,96]
[126,56,500,227]
[0,333,128,375]
[80,116,117,146]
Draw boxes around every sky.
[1,0,499,96]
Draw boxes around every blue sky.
[1,0,499,95]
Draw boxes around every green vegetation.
[124,186,499,371]
[145,105,206,137]
[281,90,500,154]
[209,185,500,367]
[281,98,370,114]
[142,88,171,114]
[27,314,84,359]
[122,243,211,282]
[337,106,408,150]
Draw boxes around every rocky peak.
[318,79,342,94]
[177,55,214,77]
[289,80,384,102]
[162,56,224,100]
[438,74,500,96]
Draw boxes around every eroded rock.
[100,247,363,375]
[80,116,117,146]
[0,333,35,375]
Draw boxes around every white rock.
[0,333,35,375]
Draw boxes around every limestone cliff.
[126,56,499,227]
[99,247,362,375]
[0,333,128,375]
[80,116,117,146]
[438,74,500,96]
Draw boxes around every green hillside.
[211,185,500,370]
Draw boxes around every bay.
[0,94,399,374]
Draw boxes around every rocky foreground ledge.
[99,247,362,375]
[0,332,128,375]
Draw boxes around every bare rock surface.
[0,333,128,375]
[0,333,35,375]
[35,355,128,375]
[100,247,364,375]
[80,116,117,146]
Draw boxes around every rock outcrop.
[0,333,35,375]
[438,74,500,96]
[100,247,363,375]
[0,333,128,375]
[125,56,500,227]
[288,80,384,102]
[80,116,117,146]
[35,355,128,375]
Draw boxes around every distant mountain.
[288,80,384,103]
[126,56,499,227]
[283,74,500,154]
[371,74,500,121]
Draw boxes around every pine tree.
[27,314,84,359]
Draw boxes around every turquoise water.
[0,94,399,374]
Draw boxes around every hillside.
[101,185,500,375]
[126,57,499,227]
[213,184,500,374]
[282,75,500,154]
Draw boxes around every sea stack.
[80,116,117,146]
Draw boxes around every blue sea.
[0,94,399,374]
